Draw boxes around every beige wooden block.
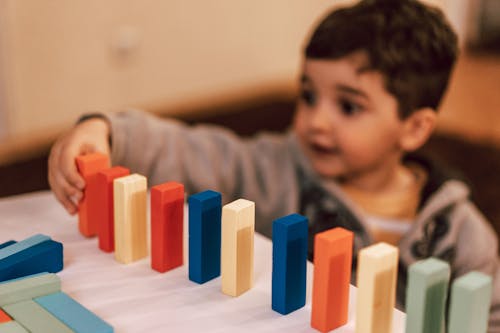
[356,242,398,333]
[221,199,255,297]
[113,174,148,264]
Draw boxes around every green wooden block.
[448,271,492,333]
[0,273,60,307]
[0,321,29,333]
[405,258,450,333]
[2,300,73,333]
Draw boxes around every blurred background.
[0,0,499,233]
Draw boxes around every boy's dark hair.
[305,0,458,118]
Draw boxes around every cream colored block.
[356,242,399,333]
[113,174,148,264]
[221,199,255,297]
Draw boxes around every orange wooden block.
[96,166,130,252]
[75,153,110,237]
[151,182,185,273]
[311,227,353,332]
[0,308,11,323]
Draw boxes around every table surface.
[0,191,406,332]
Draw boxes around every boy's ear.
[399,108,437,152]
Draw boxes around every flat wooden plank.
[35,291,113,333]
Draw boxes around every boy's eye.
[300,89,316,107]
[339,98,363,116]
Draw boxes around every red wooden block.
[151,182,185,273]
[75,153,110,237]
[96,166,130,252]
[311,227,353,332]
[0,308,11,323]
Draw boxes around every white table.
[0,191,405,332]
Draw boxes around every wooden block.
[221,199,255,297]
[3,300,73,333]
[113,174,148,264]
[0,235,50,261]
[0,240,63,282]
[272,214,308,315]
[0,273,60,307]
[0,241,17,250]
[405,258,450,333]
[448,271,492,333]
[35,291,114,333]
[0,321,29,333]
[96,166,130,252]
[355,242,398,333]
[0,308,11,323]
[311,227,353,332]
[188,190,222,284]
[76,152,111,237]
[151,182,185,273]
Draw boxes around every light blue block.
[35,292,113,333]
[0,235,50,260]
[0,241,17,251]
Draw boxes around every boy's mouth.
[310,142,339,155]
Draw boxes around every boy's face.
[294,51,406,181]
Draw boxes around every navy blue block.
[0,240,63,282]
[272,213,308,315]
[188,190,222,284]
[0,241,17,250]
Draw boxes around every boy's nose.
[308,104,334,133]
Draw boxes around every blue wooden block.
[0,235,50,261]
[0,241,17,250]
[272,213,308,315]
[35,292,114,333]
[188,190,222,284]
[0,240,63,282]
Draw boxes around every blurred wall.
[0,0,339,141]
[0,0,498,164]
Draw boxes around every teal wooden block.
[405,258,450,333]
[0,321,29,333]
[0,240,64,282]
[448,271,493,333]
[3,300,73,333]
[0,235,50,260]
[0,241,17,251]
[0,273,60,307]
[35,292,113,333]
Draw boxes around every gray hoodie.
[109,109,500,332]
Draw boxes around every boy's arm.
[108,109,300,228]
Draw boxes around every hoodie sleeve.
[452,200,500,333]
[107,109,300,235]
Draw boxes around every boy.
[48,0,500,329]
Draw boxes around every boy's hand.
[48,118,111,215]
